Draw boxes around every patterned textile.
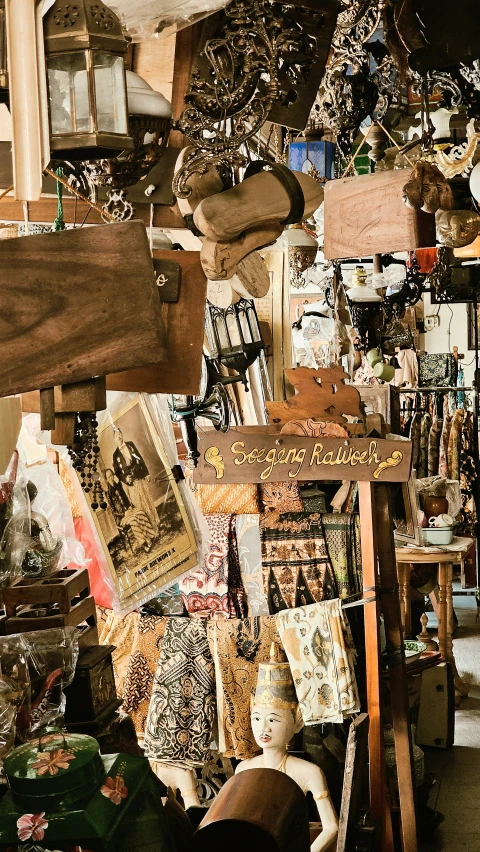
[409,413,422,474]
[194,483,259,515]
[418,353,456,387]
[322,514,362,599]
[152,583,186,616]
[276,600,360,725]
[439,414,452,478]
[448,409,465,482]
[96,607,140,696]
[144,617,215,766]
[418,413,432,479]
[208,616,280,759]
[122,614,167,736]
[236,515,269,616]
[460,411,477,535]
[258,482,304,513]
[180,514,246,619]
[260,512,338,614]
[427,417,443,477]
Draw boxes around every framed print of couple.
[89,395,197,608]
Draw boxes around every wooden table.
[395,538,473,698]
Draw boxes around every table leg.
[397,563,411,638]
[437,560,469,698]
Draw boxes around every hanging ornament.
[68,412,107,510]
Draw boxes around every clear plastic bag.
[109,0,230,41]
[87,391,206,614]
[0,627,79,741]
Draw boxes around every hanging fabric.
[448,409,465,481]
[122,614,167,736]
[418,413,432,479]
[236,514,269,617]
[428,416,444,477]
[276,599,360,725]
[439,413,453,478]
[459,410,477,535]
[143,617,215,767]
[207,615,280,760]
[322,513,362,599]
[259,512,338,614]
[180,514,246,619]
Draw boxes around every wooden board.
[0,221,167,396]
[193,428,412,483]
[337,714,369,852]
[324,170,436,260]
[0,396,21,475]
[106,250,207,395]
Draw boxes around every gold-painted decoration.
[253,643,298,711]
[205,446,225,479]
[372,450,403,480]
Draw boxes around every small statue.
[236,644,338,852]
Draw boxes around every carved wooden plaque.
[193,428,412,484]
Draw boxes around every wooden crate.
[324,170,436,260]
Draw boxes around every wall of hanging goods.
[1,1,480,851]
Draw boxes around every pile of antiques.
[0,0,479,850]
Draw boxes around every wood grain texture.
[0,396,21,475]
[175,147,224,220]
[337,714,369,852]
[169,22,204,149]
[0,221,167,396]
[194,171,324,240]
[194,429,413,483]
[107,250,207,395]
[266,366,363,424]
[358,481,386,834]
[375,482,418,852]
[200,222,283,280]
[324,170,436,259]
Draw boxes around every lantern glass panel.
[238,308,252,344]
[246,306,262,342]
[216,315,230,351]
[93,51,128,135]
[47,52,91,135]
[226,311,241,346]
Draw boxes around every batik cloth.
[96,607,140,696]
[195,483,259,515]
[258,482,304,513]
[207,615,280,759]
[409,413,422,475]
[276,599,360,725]
[439,414,452,478]
[122,614,167,736]
[418,413,432,479]
[143,617,215,767]
[427,417,443,477]
[459,410,477,535]
[260,512,338,614]
[322,514,362,599]
[236,514,269,617]
[448,409,465,482]
[180,514,246,619]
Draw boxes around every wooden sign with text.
[194,429,412,484]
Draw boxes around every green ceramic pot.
[4,730,104,811]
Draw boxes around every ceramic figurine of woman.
[236,644,338,852]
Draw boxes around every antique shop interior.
[3,2,480,852]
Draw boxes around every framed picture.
[391,473,422,545]
[88,395,197,605]
[467,303,480,350]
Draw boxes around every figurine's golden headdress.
[253,643,298,711]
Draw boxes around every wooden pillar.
[358,481,390,843]
[375,482,418,852]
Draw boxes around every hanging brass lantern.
[43,0,133,160]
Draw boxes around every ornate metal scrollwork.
[310,0,403,157]
[173,0,334,198]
